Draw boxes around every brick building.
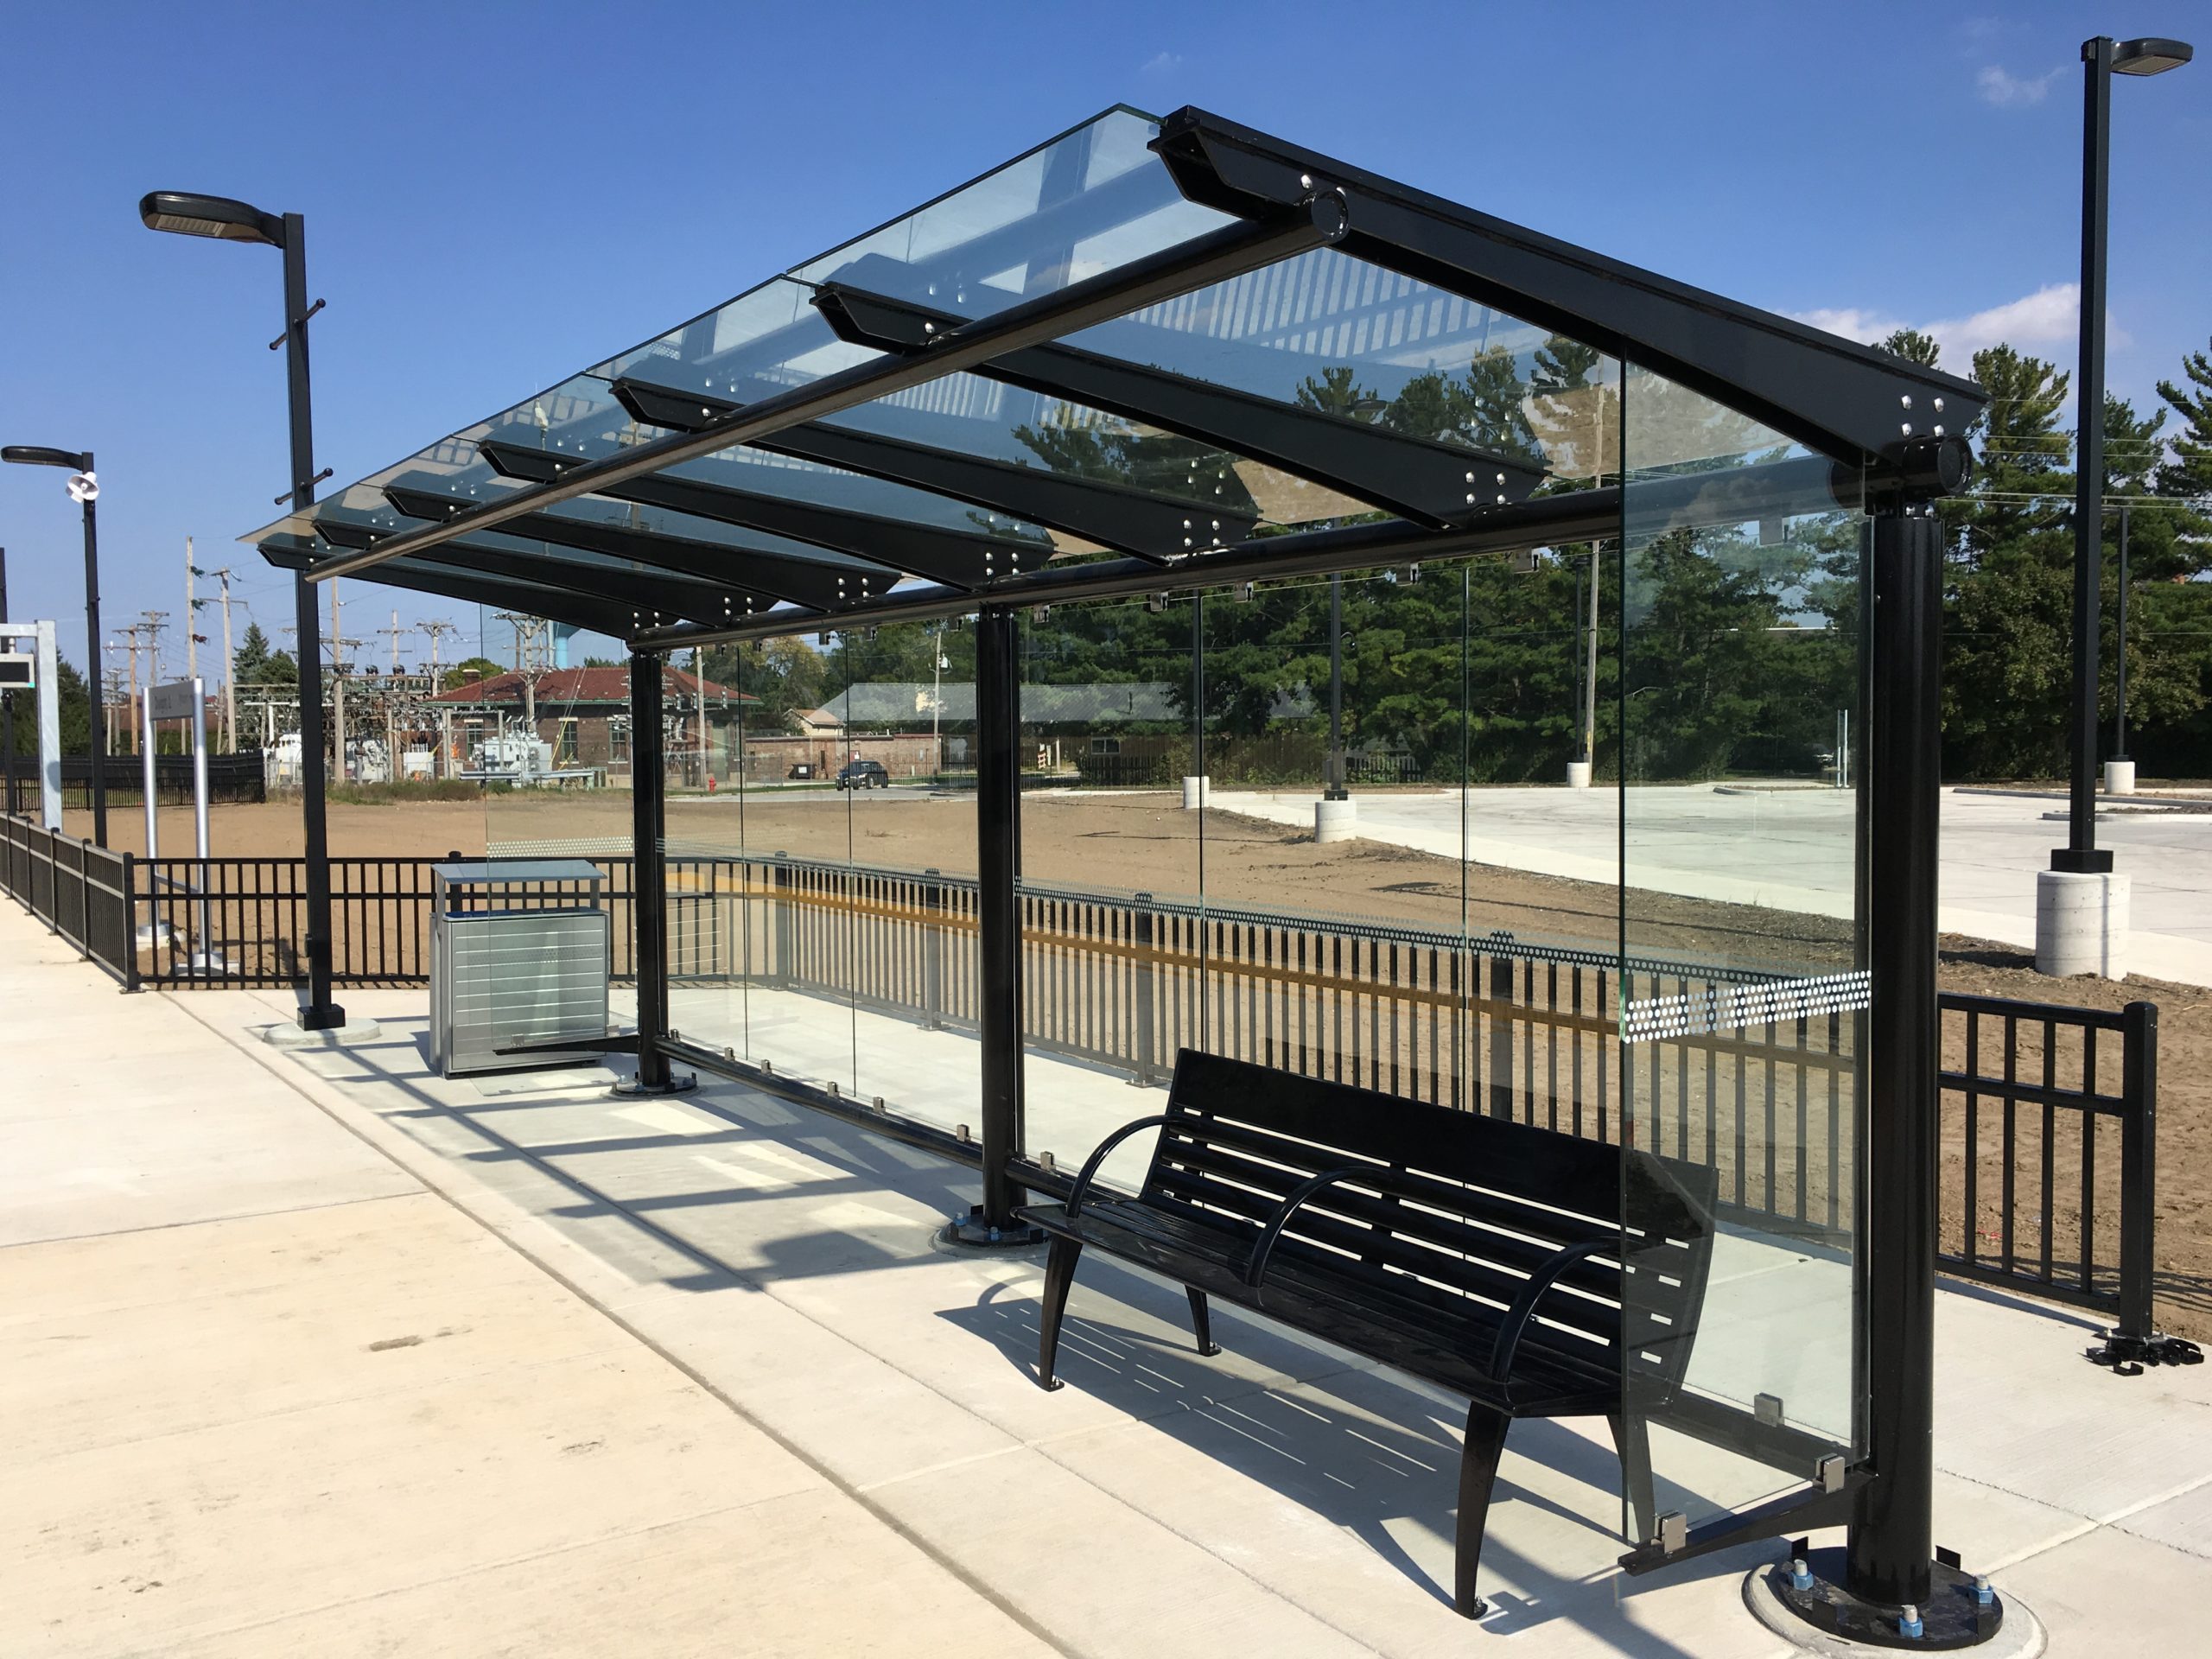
[428,664,753,780]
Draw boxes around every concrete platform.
[0,909,1053,1659]
[10,898,2212,1655]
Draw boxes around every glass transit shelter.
[251,105,1982,1630]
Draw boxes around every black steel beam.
[629,451,1866,652]
[974,607,1024,1229]
[813,274,1544,530]
[1848,510,1943,1607]
[306,207,1337,582]
[1147,107,1987,475]
[372,485,836,616]
[372,493,831,623]
[610,373,1255,561]
[322,518,770,632]
[473,438,1030,594]
[259,540,639,639]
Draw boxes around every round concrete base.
[1567,760,1593,790]
[2035,870,2131,979]
[261,1018,384,1049]
[2105,759,2137,797]
[1180,775,1211,810]
[1744,1559,2044,1657]
[1314,798,1358,844]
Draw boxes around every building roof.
[428,665,751,707]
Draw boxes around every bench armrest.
[1488,1236,1616,1385]
[1243,1165,1426,1290]
[1065,1115,1175,1219]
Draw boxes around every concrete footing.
[261,1017,385,1048]
[1179,775,1210,810]
[2105,759,2137,797]
[1567,760,1593,790]
[1313,798,1358,844]
[2035,870,2131,979]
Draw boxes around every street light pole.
[280,212,345,1029]
[2037,34,2190,975]
[141,191,345,1028]
[2,445,106,846]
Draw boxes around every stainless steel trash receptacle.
[429,860,611,1077]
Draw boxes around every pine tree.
[1879,327,1942,368]
[2155,337,2212,502]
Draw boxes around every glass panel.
[1198,568,1470,1101]
[1618,360,1866,1536]
[1017,593,1199,1193]
[846,619,981,1136]
[729,619,858,1092]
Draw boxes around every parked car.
[836,759,890,790]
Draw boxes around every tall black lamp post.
[2056,35,2191,875]
[2,444,106,847]
[139,191,344,1030]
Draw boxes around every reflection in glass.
[1618,359,1867,1535]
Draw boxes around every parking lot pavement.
[1211,785,2212,985]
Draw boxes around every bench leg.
[1607,1411,1656,1547]
[1185,1287,1223,1357]
[1035,1236,1082,1392]
[1454,1402,1510,1618]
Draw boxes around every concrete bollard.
[2104,760,2137,797]
[1314,797,1358,844]
[1567,760,1593,790]
[2035,870,2131,979]
[1180,775,1210,810]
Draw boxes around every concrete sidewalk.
[0,906,1052,1658]
[10,899,2212,1656]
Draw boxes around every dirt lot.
[66,786,2209,1342]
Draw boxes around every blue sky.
[3,0,2206,677]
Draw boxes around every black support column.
[1849,508,1942,1608]
[620,651,690,1096]
[951,605,1035,1243]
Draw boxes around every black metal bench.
[1017,1048,1719,1618]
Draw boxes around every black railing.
[0,815,137,988]
[0,818,2163,1335]
[1939,993,2158,1337]
[4,751,267,810]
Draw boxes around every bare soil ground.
[66,787,2209,1342]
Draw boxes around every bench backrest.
[1141,1049,1718,1392]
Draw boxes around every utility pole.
[327,632,363,783]
[420,618,458,686]
[111,626,144,751]
[139,610,170,701]
[383,608,406,673]
[210,568,238,753]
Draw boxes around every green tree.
[232,621,295,683]
[2155,336,2212,502]
[1879,327,1942,368]
[1940,345,2076,777]
[441,657,505,691]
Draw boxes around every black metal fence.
[4,752,267,811]
[1939,993,2158,1336]
[0,816,137,988]
[0,818,2163,1335]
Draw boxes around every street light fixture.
[2,443,106,846]
[2044,33,2190,973]
[140,189,346,1030]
